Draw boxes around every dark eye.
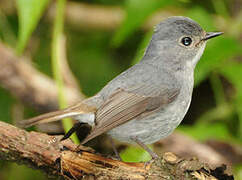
[181,37,192,46]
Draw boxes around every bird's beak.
[202,32,223,41]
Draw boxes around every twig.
[0,121,231,179]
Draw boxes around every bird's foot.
[144,155,160,169]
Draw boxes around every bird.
[19,16,223,160]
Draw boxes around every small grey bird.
[19,16,223,159]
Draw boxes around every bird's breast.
[107,69,195,144]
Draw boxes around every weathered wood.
[0,121,233,179]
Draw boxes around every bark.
[0,121,233,180]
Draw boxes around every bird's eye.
[181,37,192,46]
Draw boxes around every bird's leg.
[130,137,159,160]
[109,137,122,161]
[60,122,93,153]
[61,122,85,141]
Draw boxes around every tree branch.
[47,2,174,31]
[0,1,175,31]
[0,121,233,179]
[0,42,84,113]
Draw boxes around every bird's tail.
[18,109,84,128]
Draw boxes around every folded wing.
[81,87,179,144]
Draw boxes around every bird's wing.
[81,85,180,144]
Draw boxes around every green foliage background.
[0,0,241,179]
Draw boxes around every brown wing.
[81,88,179,144]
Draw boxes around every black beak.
[202,32,223,41]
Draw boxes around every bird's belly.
[107,96,191,144]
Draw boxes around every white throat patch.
[186,43,206,69]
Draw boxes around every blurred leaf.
[196,103,234,124]
[229,12,242,38]
[211,0,229,18]
[235,93,242,139]
[179,122,236,142]
[195,37,241,86]
[112,0,174,47]
[219,62,242,138]
[120,145,152,162]
[220,62,242,89]
[234,165,242,180]
[132,30,152,65]
[0,88,14,123]
[0,10,16,47]
[16,0,50,54]
[67,31,127,96]
[178,0,190,2]
[209,73,226,105]
[8,163,46,180]
[186,6,214,30]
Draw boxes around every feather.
[81,88,179,144]
[18,103,96,128]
